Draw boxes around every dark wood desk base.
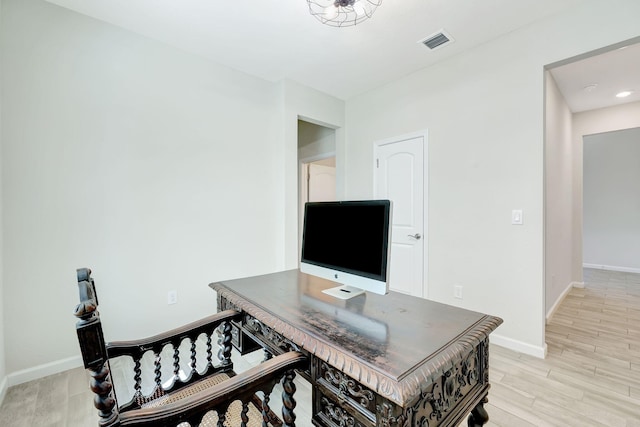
[212,271,501,427]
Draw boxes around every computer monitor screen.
[300,200,392,299]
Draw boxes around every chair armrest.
[118,351,308,426]
[107,309,241,357]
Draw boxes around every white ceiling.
[45,0,592,100]
[549,41,640,113]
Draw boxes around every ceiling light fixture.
[616,90,634,98]
[307,0,383,27]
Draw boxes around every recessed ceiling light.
[616,90,634,98]
[583,84,598,92]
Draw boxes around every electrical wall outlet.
[167,290,178,305]
[454,285,463,299]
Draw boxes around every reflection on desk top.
[210,269,502,405]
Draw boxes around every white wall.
[2,0,281,374]
[544,72,574,318]
[0,0,345,382]
[583,127,640,272]
[345,0,640,357]
[572,101,640,279]
[281,80,345,270]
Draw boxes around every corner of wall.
[6,356,82,388]
[544,67,575,316]
[0,0,7,405]
[0,377,6,408]
[545,280,577,324]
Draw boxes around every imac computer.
[300,200,392,299]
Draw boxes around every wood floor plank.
[595,364,640,390]
[561,344,632,369]
[531,398,611,427]
[548,367,630,397]
[483,394,556,427]
[628,418,640,427]
[487,380,536,407]
[481,403,538,427]
[595,345,640,365]
[499,370,584,401]
[581,389,640,421]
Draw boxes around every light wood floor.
[1,268,639,426]
[486,268,640,427]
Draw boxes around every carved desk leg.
[467,397,489,427]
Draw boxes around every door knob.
[408,233,421,240]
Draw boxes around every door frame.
[373,130,428,297]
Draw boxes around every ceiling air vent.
[419,29,454,50]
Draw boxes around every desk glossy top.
[211,269,502,405]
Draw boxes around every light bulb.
[616,90,633,98]
[353,0,367,15]
[324,5,339,20]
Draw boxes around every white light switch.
[512,209,523,225]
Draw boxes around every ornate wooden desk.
[210,270,502,427]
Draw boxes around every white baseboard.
[7,355,83,387]
[0,375,7,407]
[546,281,581,324]
[490,333,547,359]
[583,263,640,274]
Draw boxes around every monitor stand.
[322,285,365,300]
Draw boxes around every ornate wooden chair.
[73,268,307,427]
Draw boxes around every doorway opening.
[297,119,337,259]
[544,36,640,337]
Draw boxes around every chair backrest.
[73,268,307,427]
[73,268,240,424]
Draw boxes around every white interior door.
[308,163,336,202]
[374,133,426,297]
[299,158,337,260]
